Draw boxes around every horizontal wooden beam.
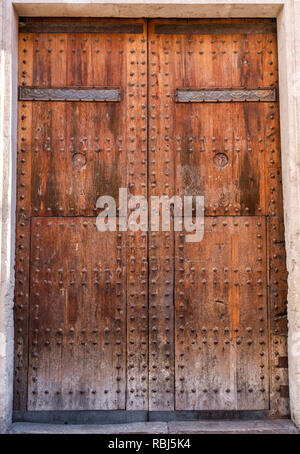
[174,88,276,103]
[155,22,276,35]
[19,87,121,102]
[19,20,144,34]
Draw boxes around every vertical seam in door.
[146,18,150,415]
[26,215,32,410]
[266,214,271,409]
[173,195,176,410]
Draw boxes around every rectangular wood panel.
[29,101,126,216]
[28,218,126,410]
[15,18,149,412]
[175,217,269,410]
[148,21,176,411]
[173,102,272,216]
[124,31,149,410]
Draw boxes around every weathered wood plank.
[175,217,269,410]
[16,18,149,412]
[155,22,276,35]
[28,218,126,410]
[125,24,149,411]
[15,18,287,416]
[148,20,175,411]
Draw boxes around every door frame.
[1,0,300,432]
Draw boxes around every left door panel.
[14,18,148,411]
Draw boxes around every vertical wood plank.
[16,18,148,411]
[28,218,126,410]
[125,24,149,411]
[14,32,34,410]
[148,21,175,410]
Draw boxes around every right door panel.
[148,19,288,413]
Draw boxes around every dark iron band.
[19,20,144,34]
[19,86,121,102]
[174,88,276,103]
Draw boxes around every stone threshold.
[8,419,299,434]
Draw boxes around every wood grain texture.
[15,18,288,415]
[13,102,32,411]
[175,217,269,410]
[268,168,289,416]
[173,102,270,216]
[28,218,126,410]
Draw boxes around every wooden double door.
[14,18,289,416]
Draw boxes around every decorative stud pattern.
[16,20,149,412]
[148,23,175,410]
[15,19,287,416]
[175,217,269,410]
[268,164,289,416]
[14,98,32,411]
[173,102,276,216]
[125,30,149,410]
[28,218,126,410]
[152,19,285,413]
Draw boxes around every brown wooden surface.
[173,102,272,216]
[148,18,287,413]
[175,217,268,410]
[28,218,126,410]
[268,167,289,415]
[15,18,288,415]
[15,18,149,411]
[124,32,149,410]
